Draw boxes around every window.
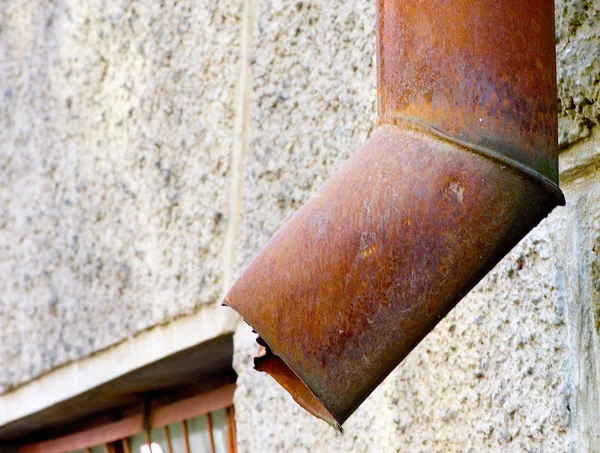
[20,384,237,453]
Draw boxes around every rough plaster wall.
[233,0,377,271]
[232,1,600,452]
[551,137,600,451]
[556,0,600,146]
[0,0,241,392]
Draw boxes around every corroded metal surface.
[224,0,565,429]
[377,0,560,186]
[225,126,561,427]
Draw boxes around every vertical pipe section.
[224,0,564,429]
[376,0,560,188]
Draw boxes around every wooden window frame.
[20,384,236,453]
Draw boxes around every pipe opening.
[222,300,342,430]
[253,335,342,432]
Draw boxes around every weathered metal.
[377,0,561,189]
[223,0,565,429]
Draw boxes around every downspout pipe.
[224,0,565,430]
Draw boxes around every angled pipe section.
[224,0,565,430]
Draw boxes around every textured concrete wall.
[556,0,600,146]
[551,134,600,452]
[1,0,600,451]
[233,0,376,278]
[0,0,241,392]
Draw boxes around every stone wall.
[1,0,599,451]
[0,0,241,392]
[556,0,600,146]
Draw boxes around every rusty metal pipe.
[224,0,564,430]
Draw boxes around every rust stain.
[377,0,560,185]
[223,0,565,429]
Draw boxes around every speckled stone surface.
[0,0,241,392]
[556,0,600,146]
[550,135,600,452]
[233,0,377,272]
